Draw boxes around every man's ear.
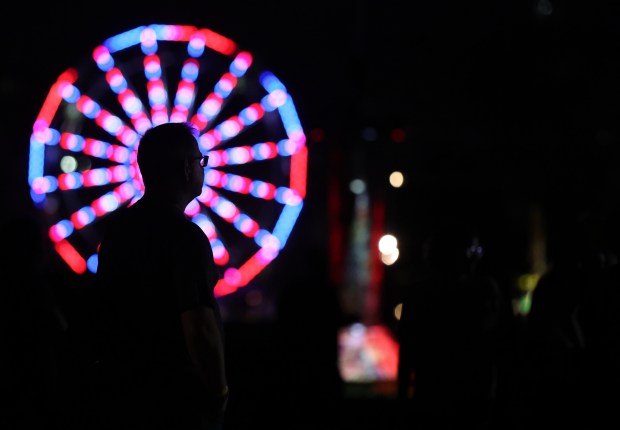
[184,159,191,181]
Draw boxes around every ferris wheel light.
[144,55,162,79]
[58,172,80,190]
[117,182,136,200]
[275,187,301,205]
[31,176,56,194]
[140,27,158,55]
[71,207,96,229]
[239,104,263,124]
[184,199,201,217]
[124,98,147,122]
[83,169,108,186]
[188,33,206,57]
[260,72,285,92]
[151,107,168,126]
[264,90,287,109]
[277,138,300,156]
[212,241,229,264]
[218,117,243,139]
[79,97,100,119]
[60,133,83,151]
[192,213,216,237]
[251,181,276,199]
[87,254,98,274]
[175,81,195,105]
[104,26,144,53]
[257,247,278,263]
[109,166,131,182]
[147,80,166,105]
[231,51,253,76]
[272,203,302,248]
[228,146,251,164]
[215,73,237,97]
[119,91,144,114]
[61,84,79,103]
[258,232,281,252]
[253,142,277,160]
[236,215,259,236]
[202,95,222,117]
[198,130,221,151]
[226,174,251,193]
[84,138,106,157]
[181,59,200,80]
[93,46,114,71]
[106,68,127,93]
[50,220,74,241]
[224,268,242,286]
[96,193,121,215]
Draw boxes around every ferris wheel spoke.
[170,58,201,122]
[59,132,133,162]
[91,46,153,134]
[196,186,261,240]
[191,51,253,132]
[49,182,139,243]
[57,82,140,147]
[197,100,268,151]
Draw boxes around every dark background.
[4,1,620,429]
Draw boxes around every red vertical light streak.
[367,194,385,324]
[328,150,344,287]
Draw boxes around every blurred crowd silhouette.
[2,197,620,430]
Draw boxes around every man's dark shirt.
[95,195,222,428]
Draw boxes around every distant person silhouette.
[95,122,228,430]
[397,219,504,430]
[518,208,607,429]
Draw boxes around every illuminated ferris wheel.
[28,24,308,297]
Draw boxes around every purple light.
[107,69,127,93]
[59,173,81,190]
[266,90,287,109]
[99,193,121,213]
[84,169,109,186]
[188,35,206,57]
[199,133,218,150]
[93,46,114,71]
[62,134,84,151]
[253,142,277,160]
[118,182,136,200]
[80,98,100,118]
[215,199,238,221]
[140,27,158,55]
[31,176,56,194]
[144,57,162,79]
[224,267,241,285]
[181,59,200,80]
[50,220,74,241]
[215,74,236,96]
[228,146,251,164]
[74,207,96,227]
[230,51,252,76]
[213,242,227,259]
[257,247,278,263]
[86,139,106,157]
[61,84,80,103]
[276,187,302,205]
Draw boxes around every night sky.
[4,0,620,299]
